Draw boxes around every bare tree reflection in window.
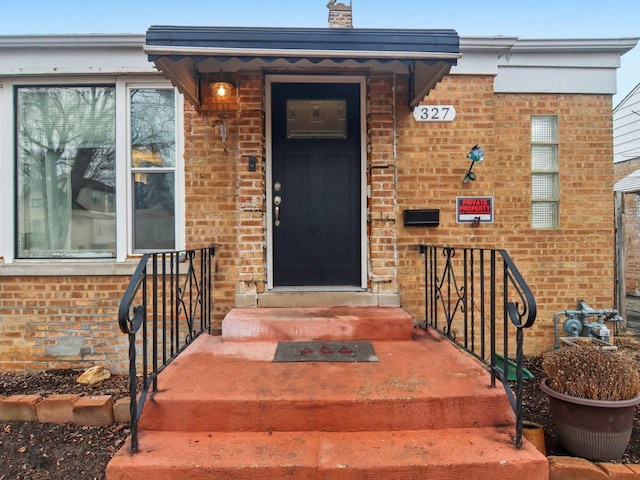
[17,86,116,258]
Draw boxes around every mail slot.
[403,209,440,227]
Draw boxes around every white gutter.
[509,38,638,54]
[0,34,145,49]
[144,45,462,61]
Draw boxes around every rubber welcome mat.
[273,341,379,363]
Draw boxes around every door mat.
[274,341,379,363]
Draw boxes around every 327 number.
[412,105,456,122]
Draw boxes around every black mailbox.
[403,209,440,227]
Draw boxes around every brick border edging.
[0,393,130,426]
[547,456,640,479]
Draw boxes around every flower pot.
[522,420,546,455]
[541,378,640,461]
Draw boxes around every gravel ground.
[0,370,131,480]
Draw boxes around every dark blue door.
[272,82,361,286]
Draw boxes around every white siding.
[614,84,640,164]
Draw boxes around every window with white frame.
[14,83,179,259]
[129,88,176,252]
[531,115,559,228]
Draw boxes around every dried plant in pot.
[541,345,640,461]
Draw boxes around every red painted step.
[136,332,514,432]
[222,306,415,342]
[107,428,548,480]
[106,307,548,480]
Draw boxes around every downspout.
[614,191,626,329]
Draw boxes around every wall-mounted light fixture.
[208,70,236,118]
[210,79,233,101]
[463,145,484,183]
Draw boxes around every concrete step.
[137,331,515,432]
[222,306,415,342]
[106,307,548,479]
[106,427,548,480]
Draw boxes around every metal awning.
[615,169,640,193]
[145,26,460,108]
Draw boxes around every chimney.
[327,1,353,28]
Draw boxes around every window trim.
[126,83,182,254]
[0,75,184,267]
[15,83,118,259]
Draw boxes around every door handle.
[274,196,281,226]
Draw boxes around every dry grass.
[542,345,640,401]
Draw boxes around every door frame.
[265,74,368,290]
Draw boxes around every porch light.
[209,70,234,101]
[211,80,233,100]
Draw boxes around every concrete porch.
[106,307,548,479]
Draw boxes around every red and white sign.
[456,196,494,223]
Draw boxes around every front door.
[271,82,361,287]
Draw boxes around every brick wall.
[0,276,129,372]
[394,75,615,353]
[614,158,640,295]
[0,71,617,371]
[368,74,398,294]
[182,73,265,324]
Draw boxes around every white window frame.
[0,82,7,264]
[0,75,184,270]
[125,82,184,255]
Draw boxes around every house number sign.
[413,105,456,122]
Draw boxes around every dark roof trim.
[146,26,459,54]
[146,45,459,62]
[145,26,460,108]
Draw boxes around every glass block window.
[531,116,558,228]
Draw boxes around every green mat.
[493,354,534,381]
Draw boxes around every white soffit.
[452,36,517,76]
[0,34,157,76]
[494,38,638,94]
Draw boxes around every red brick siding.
[395,75,615,352]
[0,276,129,371]
[0,72,617,370]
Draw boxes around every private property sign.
[456,196,494,223]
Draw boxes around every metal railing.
[418,245,537,447]
[118,246,216,453]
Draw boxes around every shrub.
[542,346,640,401]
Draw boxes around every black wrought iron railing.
[118,246,216,453]
[418,245,537,447]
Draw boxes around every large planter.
[541,378,640,461]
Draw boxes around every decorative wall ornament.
[463,144,484,183]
